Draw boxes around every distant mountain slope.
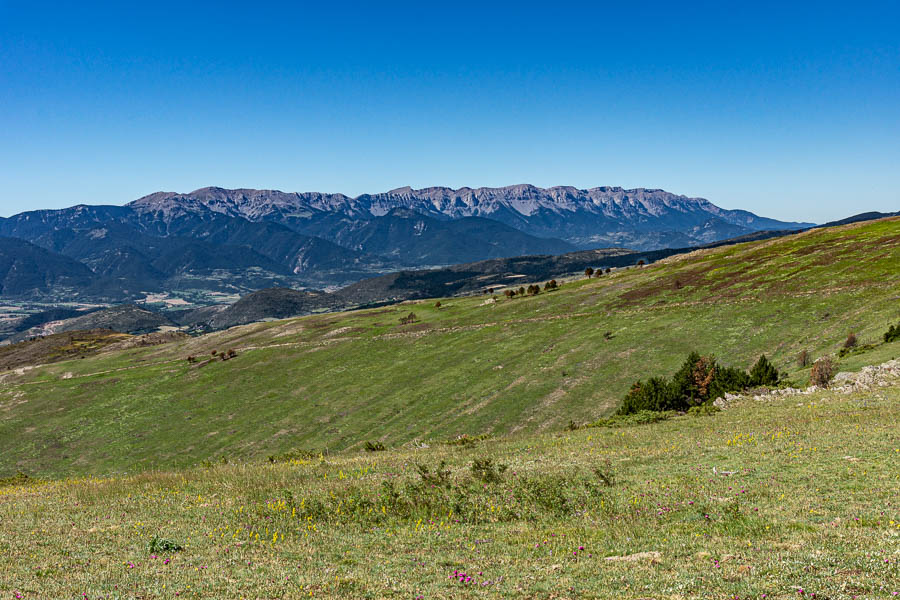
[0,237,96,297]
[329,208,576,264]
[207,288,337,330]
[130,185,813,250]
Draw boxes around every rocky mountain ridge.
[129,184,812,249]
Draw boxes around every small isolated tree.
[748,355,779,387]
[518,287,526,296]
[544,279,558,291]
[810,356,835,387]
[585,267,594,277]
[605,267,611,274]
[797,349,810,368]
[594,269,603,278]
[637,259,645,267]
[844,332,858,349]
[884,322,900,343]
[434,301,441,308]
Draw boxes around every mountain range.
[0,185,813,302]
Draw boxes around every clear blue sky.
[1,1,898,222]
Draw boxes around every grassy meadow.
[0,218,899,477]
[1,384,898,598]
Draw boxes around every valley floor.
[2,384,898,599]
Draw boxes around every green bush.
[148,536,183,554]
[885,323,900,343]
[617,352,778,415]
[748,355,780,387]
[589,410,674,428]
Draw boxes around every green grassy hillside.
[2,384,898,598]
[1,217,899,477]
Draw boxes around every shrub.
[709,365,750,399]
[544,279,558,291]
[584,267,594,277]
[434,301,441,308]
[589,410,674,428]
[605,267,611,273]
[619,377,676,413]
[637,259,645,266]
[592,462,615,486]
[748,355,779,387]
[617,351,770,415]
[884,323,900,343]
[810,356,836,387]
[797,349,810,367]
[518,287,526,296]
[415,461,451,487]
[844,332,857,349]
[399,312,418,324]
[148,536,183,553]
[688,403,721,417]
[364,440,385,452]
[470,458,508,483]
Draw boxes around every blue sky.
[1,1,898,222]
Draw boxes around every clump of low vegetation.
[364,440,386,452]
[844,331,858,349]
[584,267,594,277]
[885,322,900,343]
[147,536,183,554]
[399,312,418,325]
[445,433,492,447]
[588,409,675,428]
[810,356,836,387]
[0,471,33,487]
[797,349,810,367]
[470,457,507,483]
[415,460,451,487]
[617,353,780,415]
[543,279,558,290]
[267,448,321,463]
